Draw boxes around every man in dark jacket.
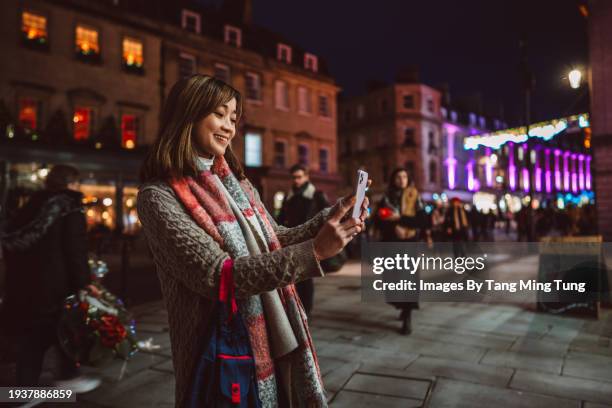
[278,164,329,316]
[1,165,100,391]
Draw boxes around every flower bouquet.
[57,259,138,367]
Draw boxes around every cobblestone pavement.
[4,257,612,407]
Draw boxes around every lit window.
[274,141,286,168]
[298,144,309,166]
[122,37,144,73]
[277,43,292,64]
[73,107,93,141]
[304,53,318,72]
[121,114,138,149]
[214,63,231,84]
[75,25,100,61]
[181,10,201,34]
[245,132,262,167]
[297,86,312,114]
[22,11,48,47]
[245,72,262,101]
[178,53,196,78]
[19,99,38,130]
[318,94,330,117]
[403,95,414,109]
[224,25,242,47]
[319,148,329,173]
[479,116,486,128]
[469,113,477,126]
[275,80,289,110]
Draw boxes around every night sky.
[207,0,589,125]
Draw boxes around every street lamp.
[568,69,582,89]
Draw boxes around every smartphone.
[352,170,368,219]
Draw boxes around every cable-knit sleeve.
[137,184,324,299]
[248,180,335,247]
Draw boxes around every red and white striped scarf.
[170,156,326,407]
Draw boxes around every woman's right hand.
[313,196,363,260]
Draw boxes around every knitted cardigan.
[137,181,331,407]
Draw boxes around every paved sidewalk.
[16,259,612,407]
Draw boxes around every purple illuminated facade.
[448,114,593,208]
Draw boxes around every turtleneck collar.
[196,155,215,171]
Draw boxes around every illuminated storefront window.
[122,37,144,73]
[19,99,38,130]
[22,12,48,48]
[73,107,93,141]
[121,114,138,149]
[75,25,100,61]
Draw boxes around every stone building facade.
[338,82,442,199]
[588,0,612,240]
[0,0,340,225]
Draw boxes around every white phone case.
[352,170,368,219]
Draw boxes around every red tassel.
[231,383,240,404]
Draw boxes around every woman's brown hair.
[140,75,245,182]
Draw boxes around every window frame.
[274,80,290,111]
[277,43,292,64]
[319,147,329,173]
[245,72,263,103]
[72,105,95,142]
[74,23,102,64]
[178,52,197,79]
[297,143,309,166]
[245,132,263,167]
[304,53,318,72]
[213,62,231,84]
[403,94,415,109]
[318,94,331,118]
[273,140,287,168]
[21,10,49,51]
[121,35,145,75]
[181,9,201,34]
[224,24,242,47]
[297,86,312,115]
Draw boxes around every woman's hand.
[313,196,364,260]
[337,179,372,224]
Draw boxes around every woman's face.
[394,171,409,189]
[193,98,238,158]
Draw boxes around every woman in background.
[374,167,431,335]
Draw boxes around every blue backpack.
[189,261,261,407]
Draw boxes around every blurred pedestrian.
[374,167,430,335]
[278,164,330,316]
[0,165,101,392]
[445,197,469,257]
[431,201,446,242]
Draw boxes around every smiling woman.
[137,75,368,407]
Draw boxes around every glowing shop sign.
[463,114,589,150]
